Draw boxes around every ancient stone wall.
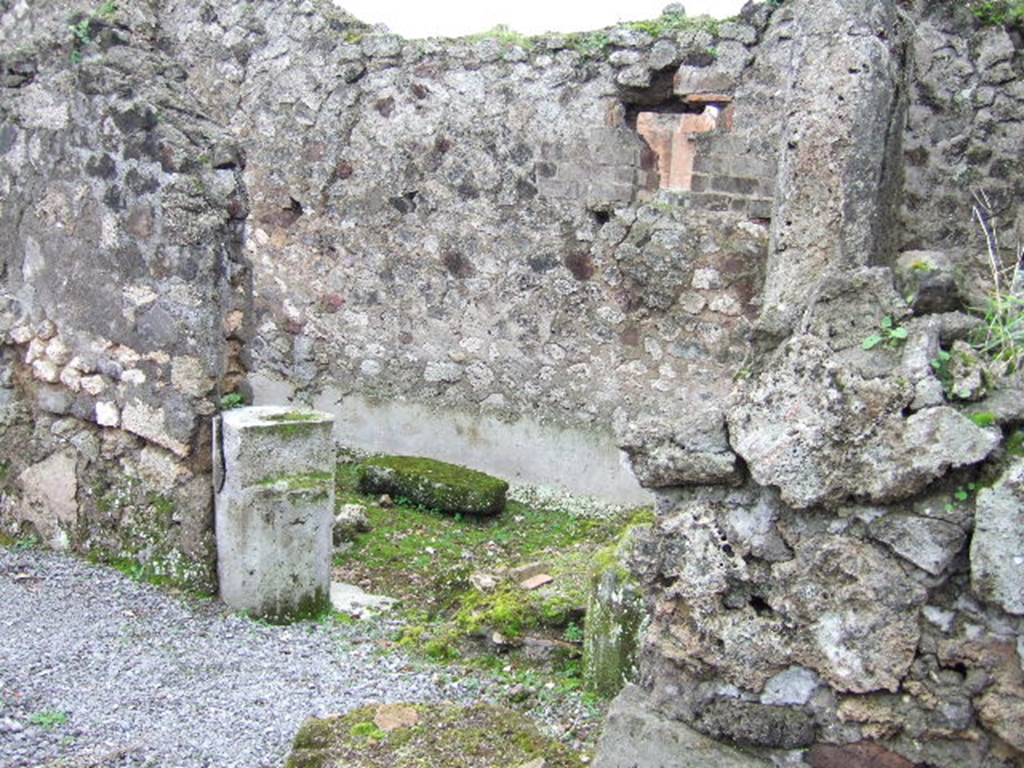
[0,0,1022,765]
[0,1,249,588]
[618,3,1024,767]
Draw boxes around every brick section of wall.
[636,110,718,191]
[536,127,651,208]
[687,133,777,219]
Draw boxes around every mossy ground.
[335,461,644,626]
[286,703,582,768]
[333,459,651,746]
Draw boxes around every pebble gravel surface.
[0,548,474,768]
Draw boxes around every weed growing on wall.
[219,393,244,410]
[971,191,1023,383]
[68,1,118,63]
[862,315,909,350]
[969,0,1024,27]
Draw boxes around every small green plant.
[13,533,40,551]
[974,291,1024,379]
[624,10,720,38]
[970,191,1023,382]
[862,315,909,350]
[464,24,535,49]
[1007,429,1024,457]
[562,622,584,644]
[969,411,997,428]
[68,2,118,63]
[349,721,385,741]
[564,30,611,57]
[930,349,952,379]
[969,0,1024,27]
[219,393,244,410]
[28,710,69,729]
[945,482,979,513]
[69,18,92,46]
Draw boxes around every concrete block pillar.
[214,406,335,622]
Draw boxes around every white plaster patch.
[813,611,865,685]
[121,369,147,386]
[359,359,382,377]
[460,337,485,354]
[678,292,708,315]
[45,337,70,365]
[922,605,955,633]
[423,360,463,383]
[121,399,189,457]
[25,337,46,364]
[95,401,120,428]
[100,211,120,249]
[596,305,625,325]
[9,324,33,344]
[111,345,141,366]
[32,359,59,382]
[17,450,78,549]
[342,310,369,328]
[761,666,820,706]
[709,294,742,316]
[21,236,45,282]
[60,365,83,392]
[692,268,722,290]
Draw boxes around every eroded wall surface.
[1,0,1023,765]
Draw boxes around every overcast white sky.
[335,0,747,38]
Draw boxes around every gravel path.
[0,548,474,768]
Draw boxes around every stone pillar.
[635,109,719,191]
[761,0,906,335]
[214,406,335,622]
[583,567,645,698]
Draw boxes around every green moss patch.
[970,0,1024,28]
[357,455,508,516]
[252,585,331,625]
[257,471,333,493]
[265,410,320,423]
[286,703,581,768]
[85,475,216,595]
[1008,429,1024,457]
[969,411,997,428]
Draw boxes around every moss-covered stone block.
[285,703,580,768]
[357,455,508,516]
[583,547,645,698]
